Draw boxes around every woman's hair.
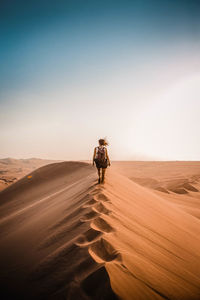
[98,138,108,146]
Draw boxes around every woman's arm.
[93,148,96,165]
[105,148,111,166]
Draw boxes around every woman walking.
[93,138,111,184]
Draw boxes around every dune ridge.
[0,161,200,299]
[0,158,61,191]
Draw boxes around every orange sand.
[0,158,60,191]
[0,161,200,299]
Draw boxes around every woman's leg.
[97,168,101,183]
[102,168,106,183]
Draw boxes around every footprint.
[83,198,97,208]
[94,193,110,202]
[80,210,99,222]
[183,183,199,192]
[89,238,121,263]
[93,202,111,215]
[89,188,103,196]
[76,228,103,246]
[91,217,114,233]
[169,188,188,194]
[155,187,169,194]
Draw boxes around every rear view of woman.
[93,139,111,184]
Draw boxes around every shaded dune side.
[97,171,200,300]
[0,161,93,211]
[0,162,118,300]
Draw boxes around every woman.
[93,138,111,184]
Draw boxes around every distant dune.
[112,161,200,220]
[0,158,61,191]
[0,161,200,299]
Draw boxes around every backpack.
[96,146,106,162]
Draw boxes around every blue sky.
[1,0,200,160]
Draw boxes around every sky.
[0,0,200,160]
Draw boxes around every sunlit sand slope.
[112,161,200,220]
[100,170,200,300]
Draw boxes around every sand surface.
[112,161,200,220]
[0,161,200,299]
[0,158,60,191]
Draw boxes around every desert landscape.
[0,158,61,191]
[0,160,200,299]
[1,0,200,299]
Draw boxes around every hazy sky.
[1,0,200,160]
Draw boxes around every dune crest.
[0,157,61,191]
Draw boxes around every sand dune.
[101,171,200,300]
[0,158,60,191]
[0,162,117,299]
[0,161,200,299]
[112,161,200,220]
